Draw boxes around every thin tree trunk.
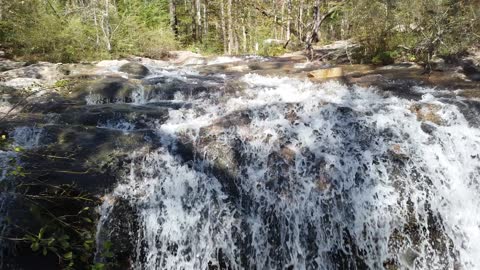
[242,18,247,53]
[227,0,233,54]
[196,0,202,42]
[102,0,112,52]
[203,1,208,36]
[280,0,286,40]
[93,2,100,48]
[220,0,228,54]
[286,0,292,41]
[169,0,179,37]
[305,0,335,59]
[0,0,3,21]
[299,0,304,40]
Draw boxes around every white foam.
[103,73,480,269]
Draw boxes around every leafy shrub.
[259,44,287,57]
[371,51,396,65]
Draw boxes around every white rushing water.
[98,70,480,269]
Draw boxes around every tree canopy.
[0,0,478,63]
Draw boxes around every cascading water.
[95,67,480,269]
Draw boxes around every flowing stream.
[93,63,480,270]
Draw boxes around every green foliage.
[259,44,287,57]
[16,183,100,269]
[343,0,480,66]
[54,80,70,89]
[0,0,478,63]
[0,0,177,62]
[372,51,396,65]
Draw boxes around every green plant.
[371,51,396,65]
[259,44,287,57]
[54,80,70,89]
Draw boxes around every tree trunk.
[195,0,202,42]
[280,0,286,40]
[305,0,335,59]
[286,0,292,41]
[0,0,3,21]
[93,2,100,48]
[227,0,233,54]
[298,0,304,40]
[101,0,112,52]
[169,0,179,38]
[242,18,247,53]
[220,0,228,54]
[203,2,208,36]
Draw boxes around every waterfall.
[97,71,480,269]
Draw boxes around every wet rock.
[19,124,160,193]
[169,50,206,65]
[96,197,138,268]
[0,84,26,104]
[141,76,168,86]
[389,144,409,160]
[315,175,331,192]
[409,103,443,125]
[0,59,26,72]
[308,67,344,80]
[75,77,138,103]
[57,63,96,77]
[57,104,169,128]
[420,122,437,134]
[431,56,448,71]
[119,62,150,78]
[348,74,387,86]
[0,62,62,84]
[461,49,480,81]
[378,62,422,70]
[4,78,44,89]
[226,65,250,72]
[96,59,129,68]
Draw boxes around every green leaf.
[103,251,114,258]
[63,251,73,260]
[31,242,40,252]
[103,241,112,250]
[47,238,55,246]
[92,263,105,270]
[83,217,93,223]
[78,207,90,214]
[42,247,48,256]
[60,239,70,249]
[38,227,46,239]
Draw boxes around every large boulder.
[118,62,150,78]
